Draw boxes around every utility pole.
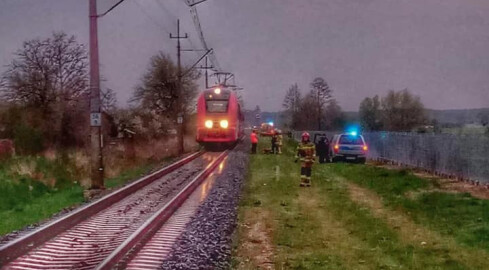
[198,56,213,89]
[170,20,188,155]
[89,0,103,189]
[87,0,125,190]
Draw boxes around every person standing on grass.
[271,130,278,154]
[277,129,283,154]
[316,136,329,163]
[250,129,259,154]
[295,132,315,187]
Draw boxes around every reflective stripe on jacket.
[296,142,316,164]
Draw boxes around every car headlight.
[220,120,229,128]
[205,120,213,129]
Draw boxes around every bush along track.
[160,142,249,269]
[233,138,489,269]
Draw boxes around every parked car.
[329,133,368,163]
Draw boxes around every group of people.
[250,128,283,154]
[251,129,331,188]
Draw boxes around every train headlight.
[220,120,229,128]
[214,88,221,94]
[205,120,213,129]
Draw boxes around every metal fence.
[292,131,489,183]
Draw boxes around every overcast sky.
[1,0,488,111]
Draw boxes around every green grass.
[105,163,155,188]
[406,192,489,250]
[0,185,84,235]
[328,163,430,202]
[329,164,489,251]
[0,156,162,236]
[233,139,488,269]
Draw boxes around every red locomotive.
[196,87,244,147]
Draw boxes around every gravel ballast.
[160,141,250,269]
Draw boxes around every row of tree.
[280,79,427,132]
[359,89,426,132]
[0,32,200,154]
[282,78,344,130]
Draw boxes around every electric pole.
[198,56,213,89]
[87,0,125,190]
[89,0,103,189]
[170,19,188,155]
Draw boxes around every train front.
[196,87,241,145]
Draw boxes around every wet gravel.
[160,141,249,270]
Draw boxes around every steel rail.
[96,150,228,270]
[0,151,204,266]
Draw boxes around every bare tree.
[295,93,317,130]
[0,32,89,148]
[282,83,302,112]
[0,32,88,114]
[310,77,332,130]
[282,83,302,129]
[132,53,200,120]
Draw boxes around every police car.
[329,132,368,163]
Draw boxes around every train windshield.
[206,100,228,113]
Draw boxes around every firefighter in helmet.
[295,132,316,187]
[276,129,283,154]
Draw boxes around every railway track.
[0,150,229,270]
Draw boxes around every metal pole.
[89,0,104,189]
[205,56,208,89]
[177,20,184,155]
[170,20,187,155]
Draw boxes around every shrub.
[13,124,44,155]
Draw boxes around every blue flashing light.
[268,122,274,126]
[345,123,360,137]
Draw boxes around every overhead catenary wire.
[180,0,242,92]
[133,0,172,35]
[137,0,232,88]
[181,0,221,72]
[154,0,177,21]
[152,0,205,60]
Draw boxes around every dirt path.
[345,180,489,269]
[235,209,275,269]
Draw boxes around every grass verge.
[233,139,489,269]
[329,163,489,252]
[0,156,164,236]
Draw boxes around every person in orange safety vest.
[250,129,259,154]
